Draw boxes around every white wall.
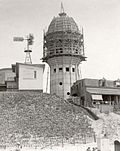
[18,64,44,90]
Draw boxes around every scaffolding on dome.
[42,3,86,62]
[43,27,86,62]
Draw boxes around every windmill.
[13,34,34,64]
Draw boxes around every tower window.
[59,68,63,71]
[34,71,37,79]
[72,68,75,72]
[54,68,56,73]
[67,92,70,95]
[66,67,69,72]
[50,50,54,55]
[59,82,62,85]
[60,48,63,53]
[76,49,78,54]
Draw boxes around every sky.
[0,0,120,91]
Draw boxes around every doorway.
[114,140,120,151]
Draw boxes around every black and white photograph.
[0,0,120,151]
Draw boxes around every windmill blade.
[13,37,24,42]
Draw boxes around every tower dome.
[47,13,79,34]
[43,9,85,61]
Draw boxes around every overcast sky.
[0,0,120,91]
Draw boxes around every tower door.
[81,96,85,106]
[114,140,120,151]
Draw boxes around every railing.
[2,135,96,149]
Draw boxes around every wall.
[6,81,18,90]
[84,78,117,88]
[0,69,15,84]
[71,80,85,96]
[48,56,81,99]
[18,64,44,90]
[84,79,99,87]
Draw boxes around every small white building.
[0,63,45,92]
[12,62,45,91]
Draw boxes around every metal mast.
[59,2,66,16]
[60,2,65,14]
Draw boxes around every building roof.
[15,62,45,68]
[47,12,79,34]
[0,68,12,71]
[13,63,45,72]
[87,87,120,95]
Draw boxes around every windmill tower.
[13,33,34,64]
[24,34,34,64]
[43,4,86,99]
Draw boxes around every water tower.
[43,4,86,99]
